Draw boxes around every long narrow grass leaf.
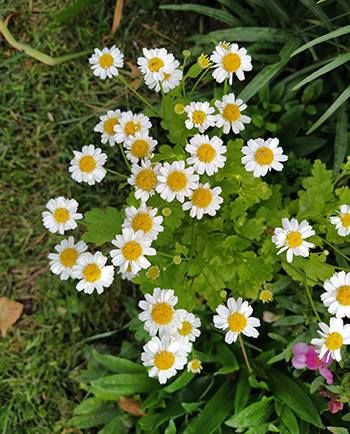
[192,27,290,44]
[333,103,348,173]
[307,84,350,134]
[299,0,332,30]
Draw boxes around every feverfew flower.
[137,48,177,82]
[210,42,252,84]
[69,145,107,186]
[72,251,114,295]
[214,93,251,134]
[186,134,227,176]
[187,359,203,374]
[292,343,333,385]
[110,228,156,274]
[321,271,350,319]
[128,160,161,202]
[156,161,199,203]
[183,183,223,220]
[122,204,164,241]
[42,197,83,235]
[311,317,350,362]
[94,110,122,146]
[114,111,152,144]
[124,132,157,164]
[145,63,183,94]
[330,204,350,237]
[174,309,201,344]
[241,138,288,177]
[89,46,124,80]
[48,236,87,280]
[213,297,260,344]
[272,218,315,263]
[141,335,187,384]
[184,102,216,133]
[138,288,180,336]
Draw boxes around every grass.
[0,1,195,432]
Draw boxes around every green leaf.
[97,416,127,434]
[183,381,235,434]
[280,406,299,434]
[53,0,95,23]
[266,369,323,427]
[67,402,119,429]
[159,4,239,25]
[225,396,273,429]
[334,103,348,174]
[164,419,177,434]
[164,371,194,393]
[234,370,251,413]
[74,397,106,415]
[90,374,156,400]
[194,27,290,44]
[92,350,146,374]
[82,207,123,246]
[327,428,349,434]
[291,25,350,57]
[139,399,186,431]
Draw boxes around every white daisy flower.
[137,48,177,82]
[72,251,114,295]
[141,335,187,384]
[311,317,350,362]
[110,228,156,274]
[138,288,180,336]
[330,204,350,237]
[241,137,288,177]
[89,46,124,80]
[184,102,216,133]
[173,309,201,344]
[128,160,161,202]
[272,218,315,263]
[122,204,164,241]
[186,134,227,176]
[321,271,350,319]
[114,111,152,144]
[124,132,157,164]
[42,197,83,235]
[69,145,107,186]
[48,236,87,280]
[144,64,183,94]
[213,297,260,344]
[214,93,251,134]
[182,183,223,220]
[94,110,122,146]
[156,160,199,203]
[210,42,252,84]
[187,359,203,374]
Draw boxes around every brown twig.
[111,0,124,34]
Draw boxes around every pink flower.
[328,396,344,414]
[292,343,333,384]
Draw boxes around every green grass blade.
[333,102,348,174]
[293,52,350,90]
[299,0,332,30]
[53,0,96,23]
[192,27,290,44]
[239,39,300,102]
[159,3,239,26]
[307,84,350,134]
[292,24,350,56]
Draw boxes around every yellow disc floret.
[254,147,274,165]
[223,104,240,122]
[60,248,78,267]
[222,53,241,72]
[151,302,174,325]
[79,155,96,173]
[228,312,247,332]
[83,263,101,283]
[197,144,216,163]
[336,285,350,306]
[99,53,114,68]
[136,169,157,191]
[122,241,142,261]
[167,171,188,192]
[53,208,70,224]
[325,332,343,351]
[191,188,213,208]
[286,231,303,248]
[154,351,175,370]
[132,212,153,233]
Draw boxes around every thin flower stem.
[321,237,350,262]
[118,74,159,116]
[239,335,252,374]
[189,69,209,97]
[106,167,128,178]
[158,251,173,258]
[304,283,321,322]
[118,142,131,170]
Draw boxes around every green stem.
[189,69,209,97]
[118,74,159,116]
[118,142,131,170]
[106,167,128,178]
[239,335,252,374]
[321,237,350,262]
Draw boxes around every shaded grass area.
[0,1,195,432]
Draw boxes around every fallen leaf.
[126,61,139,79]
[111,0,124,34]
[118,396,145,416]
[0,297,24,337]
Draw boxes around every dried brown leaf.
[118,396,145,416]
[0,297,24,337]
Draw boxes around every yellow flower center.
[178,321,192,336]
[222,53,241,72]
[131,140,150,159]
[148,57,164,72]
[167,171,188,192]
[259,289,273,303]
[60,248,78,267]
[151,302,174,325]
[340,213,350,228]
[122,240,142,261]
[99,53,114,68]
[154,350,175,370]
[192,110,206,125]
[131,212,153,233]
[336,285,350,306]
[286,231,303,248]
[228,312,247,332]
[103,117,118,135]
[223,103,240,122]
[325,332,343,351]
[254,147,274,165]
[53,208,70,224]
[79,155,96,173]
[197,143,216,163]
[135,168,157,191]
[124,121,141,136]
[83,263,101,283]
[192,188,213,208]
[190,359,202,370]
[198,54,210,69]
